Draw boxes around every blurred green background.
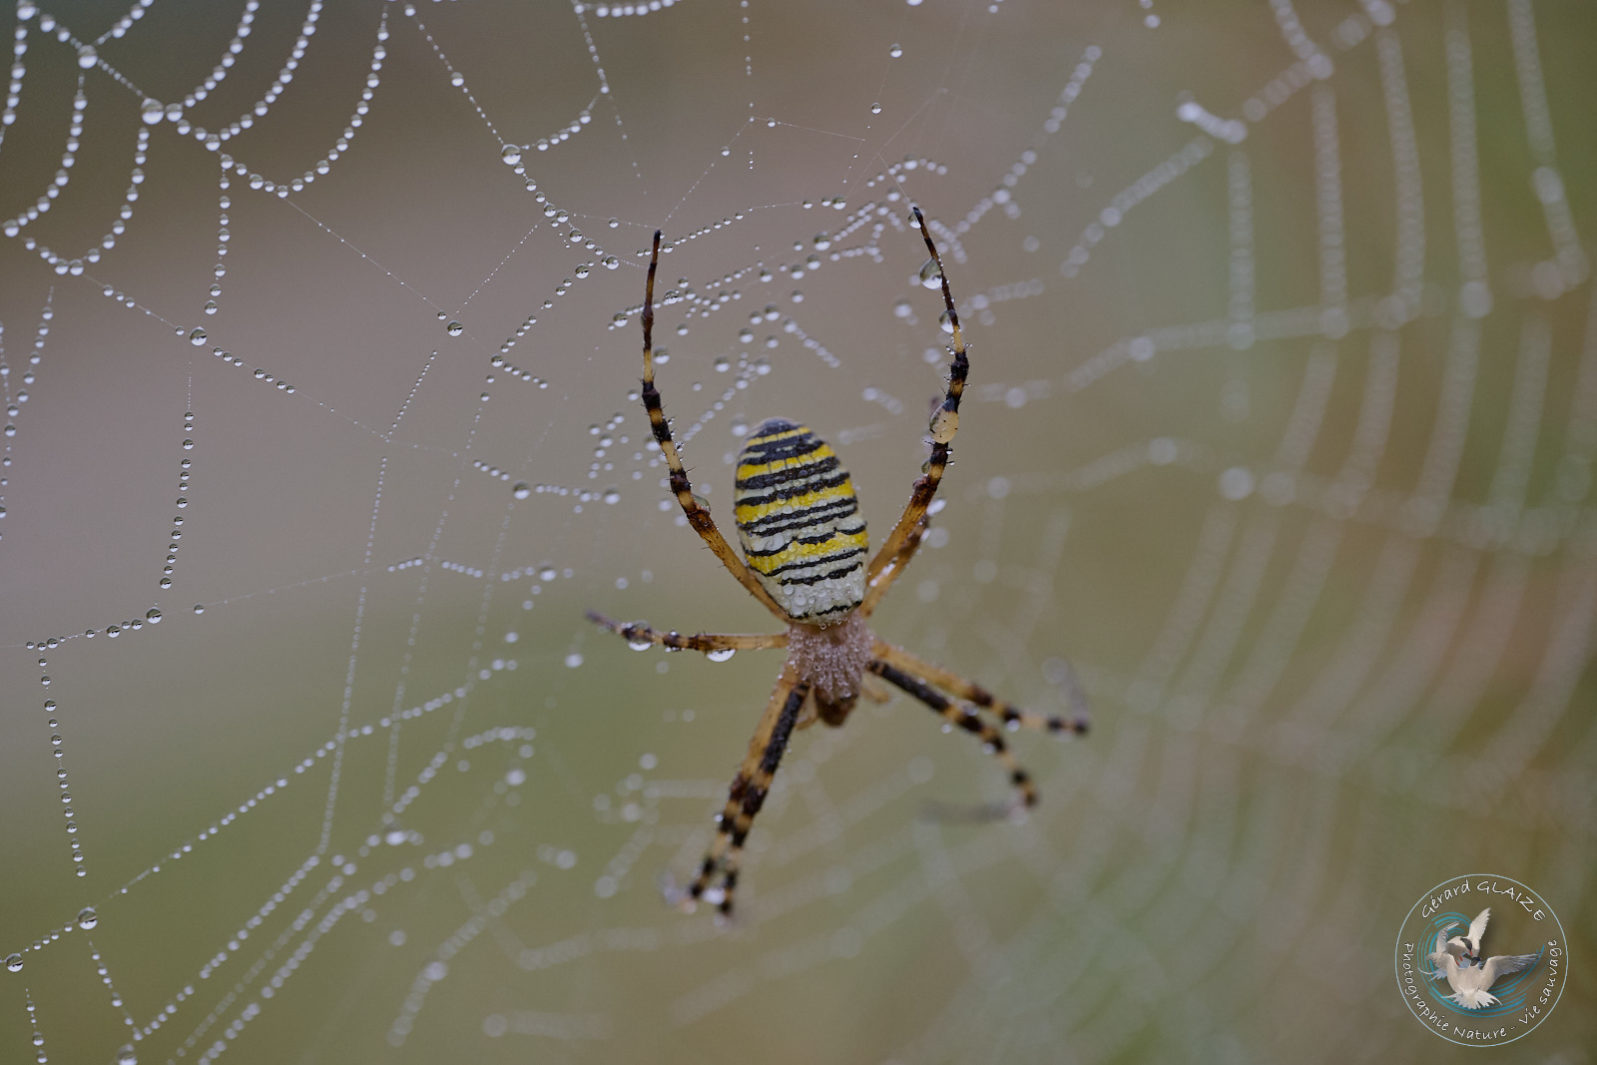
[0,1,1592,1062]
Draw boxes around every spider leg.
[868,659,1037,813]
[873,639,1090,736]
[863,207,969,608]
[860,513,928,616]
[585,611,787,656]
[671,664,813,916]
[639,231,789,621]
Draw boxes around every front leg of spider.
[586,208,1086,918]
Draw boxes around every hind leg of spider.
[868,659,1036,817]
[864,208,969,611]
[861,513,928,616]
[872,640,1089,736]
[670,668,812,916]
[637,230,788,620]
[585,612,787,656]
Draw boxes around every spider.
[587,207,1088,916]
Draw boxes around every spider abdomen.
[733,418,868,625]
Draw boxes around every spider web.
[1,1,1593,1062]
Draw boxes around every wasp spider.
[588,208,1088,916]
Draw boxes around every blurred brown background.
[0,1,1591,1062]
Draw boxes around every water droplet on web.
[77,44,98,69]
[4,953,21,972]
[870,102,882,115]
[188,328,207,346]
[1219,466,1255,500]
[512,483,531,500]
[115,1045,137,1065]
[446,321,464,337]
[918,258,943,289]
[893,299,913,319]
[564,653,583,669]
[500,144,523,166]
[889,43,903,58]
[77,906,98,930]
[706,648,736,663]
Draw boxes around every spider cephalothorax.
[587,209,1088,916]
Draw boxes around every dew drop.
[77,44,98,69]
[446,320,464,337]
[77,906,98,930]
[918,258,943,289]
[512,483,531,500]
[564,652,583,669]
[628,637,652,651]
[889,43,903,58]
[500,144,523,166]
[3,953,20,972]
[145,609,162,624]
[188,328,207,346]
[706,648,736,663]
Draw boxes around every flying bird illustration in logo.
[1427,908,1540,1009]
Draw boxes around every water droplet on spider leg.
[706,648,736,663]
[918,258,943,289]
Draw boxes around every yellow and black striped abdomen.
[733,418,868,625]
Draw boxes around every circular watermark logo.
[1394,874,1567,1046]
